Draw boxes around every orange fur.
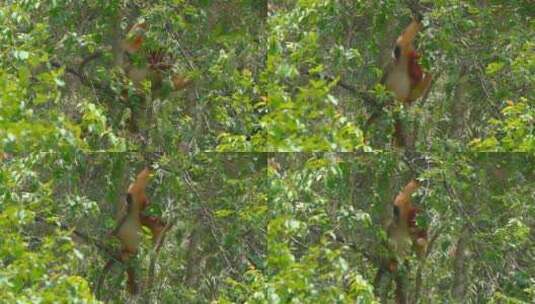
[384,19,432,105]
[122,22,147,54]
[391,179,427,257]
[98,167,166,295]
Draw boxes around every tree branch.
[35,216,121,263]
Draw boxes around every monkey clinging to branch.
[388,179,427,259]
[383,17,432,105]
[374,17,433,147]
[121,21,192,91]
[97,168,167,296]
[128,168,168,247]
[118,167,168,249]
[374,179,428,303]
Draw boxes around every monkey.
[389,179,427,258]
[374,179,428,303]
[122,22,147,54]
[97,192,142,296]
[119,21,191,132]
[383,18,432,105]
[121,22,157,89]
[117,167,167,244]
[121,21,191,91]
[385,18,432,147]
[96,167,167,296]
[365,17,433,147]
[125,167,167,244]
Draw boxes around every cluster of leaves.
[265,1,373,151]
[0,154,98,303]
[166,153,267,302]
[470,99,535,151]
[0,3,96,153]
[2,0,534,303]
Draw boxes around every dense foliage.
[1,0,265,153]
[1,153,267,303]
[265,153,535,303]
[0,0,533,303]
[266,0,533,151]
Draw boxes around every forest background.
[0,1,534,303]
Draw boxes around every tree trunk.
[449,65,469,138]
[452,226,470,300]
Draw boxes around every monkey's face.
[393,45,419,61]
[393,205,401,223]
[126,193,134,208]
[393,45,402,61]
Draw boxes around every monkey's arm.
[394,180,420,207]
[404,179,420,194]
[396,19,421,49]
[128,168,151,193]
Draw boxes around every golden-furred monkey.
[119,21,191,132]
[97,168,166,296]
[375,179,428,303]
[121,22,154,87]
[388,179,427,260]
[123,167,167,245]
[121,21,191,91]
[365,18,432,147]
[381,18,433,147]
[383,18,433,105]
